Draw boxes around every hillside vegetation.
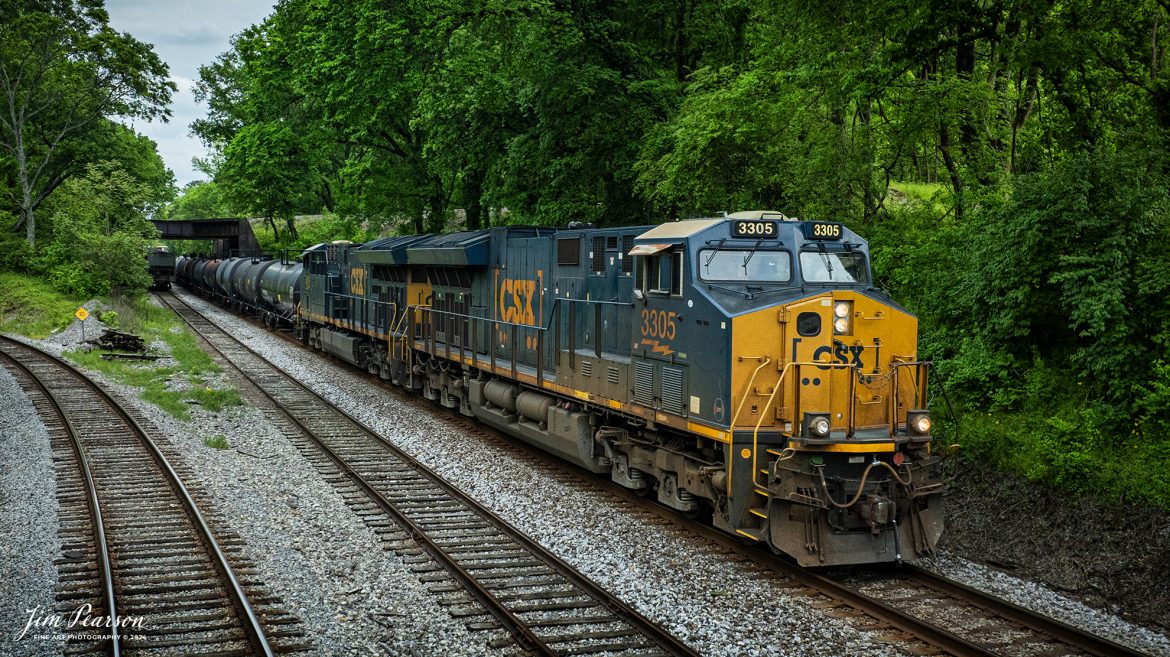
[2,1,1168,509]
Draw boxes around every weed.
[0,272,88,338]
[202,434,229,449]
[61,295,242,420]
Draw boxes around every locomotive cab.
[628,212,945,566]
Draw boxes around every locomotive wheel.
[682,505,703,520]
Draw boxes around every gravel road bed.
[915,552,1170,655]
[179,287,1170,657]
[0,365,64,657]
[176,290,904,656]
[7,319,505,657]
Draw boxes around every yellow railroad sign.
[74,307,89,321]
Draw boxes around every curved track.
[411,397,1156,657]
[0,335,294,656]
[168,287,1158,657]
[157,290,700,657]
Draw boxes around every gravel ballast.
[0,363,65,657]
[177,287,1170,657]
[5,312,506,657]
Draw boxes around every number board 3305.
[804,222,843,240]
[731,220,778,238]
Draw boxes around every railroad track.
[833,564,1151,657]
[443,408,1155,657]
[419,412,1155,657]
[170,288,1157,657]
[156,290,699,657]
[0,335,305,656]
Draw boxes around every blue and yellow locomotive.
[294,211,945,566]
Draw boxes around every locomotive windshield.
[799,251,868,284]
[698,249,791,282]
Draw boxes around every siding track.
[156,291,700,657]
[0,335,304,656]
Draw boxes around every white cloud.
[105,0,276,186]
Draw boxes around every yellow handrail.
[751,361,799,488]
[725,356,771,495]
[391,304,414,361]
[751,361,857,488]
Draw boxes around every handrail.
[385,294,634,367]
[751,361,798,488]
[727,356,771,495]
[889,360,930,435]
[751,361,858,488]
[405,305,552,384]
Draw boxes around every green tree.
[37,161,162,296]
[0,0,174,247]
[193,13,342,238]
[161,180,233,220]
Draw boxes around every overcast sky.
[105,0,276,188]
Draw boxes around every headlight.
[914,415,932,433]
[833,301,851,334]
[811,416,830,436]
[907,410,932,437]
[804,412,831,440]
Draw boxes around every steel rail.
[158,289,700,657]
[900,565,1150,657]
[0,343,122,656]
[0,335,275,657]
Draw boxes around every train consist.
[175,252,303,328]
[176,211,946,567]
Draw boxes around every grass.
[202,434,229,449]
[888,180,952,215]
[61,295,243,421]
[0,271,89,338]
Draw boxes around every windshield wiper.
[742,239,763,273]
[705,239,726,267]
[817,242,835,280]
[707,283,752,299]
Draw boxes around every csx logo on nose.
[499,278,537,325]
[814,344,865,369]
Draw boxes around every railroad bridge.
[150,218,261,256]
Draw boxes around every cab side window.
[638,250,684,297]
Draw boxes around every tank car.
[215,257,252,304]
[235,259,278,308]
[258,259,303,327]
[295,212,947,567]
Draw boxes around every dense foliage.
[190,0,1170,506]
[0,0,175,296]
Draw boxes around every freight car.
[175,254,303,328]
[146,246,176,290]
[283,212,946,567]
